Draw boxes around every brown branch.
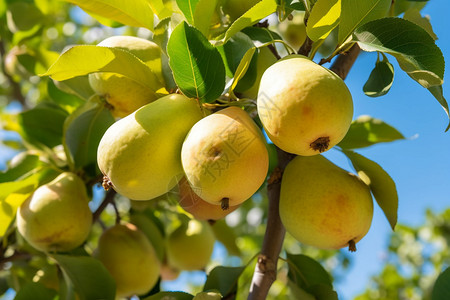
[298,36,313,56]
[92,189,117,222]
[247,43,361,300]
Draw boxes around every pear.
[166,219,215,271]
[129,213,165,261]
[96,223,160,298]
[177,177,240,221]
[238,47,277,100]
[88,36,165,118]
[181,106,268,209]
[257,55,353,156]
[279,155,373,251]
[97,94,204,200]
[278,13,307,50]
[16,172,92,252]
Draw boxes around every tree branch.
[247,44,361,300]
[92,189,117,223]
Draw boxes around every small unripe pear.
[89,36,165,118]
[181,107,268,209]
[96,223,161,298]
[16,172,92,252]
[177,177,240,221]
[97,94,204,200]
[166,220,215,271]
[257,55,353,156]
[280,155,373,251]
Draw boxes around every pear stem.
[221,198,230,210]
[348,240,357,252]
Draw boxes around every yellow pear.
[279,155,373,251]
[96,223,160,298]
[88,36,165,118]
[97,94,204,200]
[238,47,277,100]
[166,219,215,271]
[16,172,92,252]
[181,107,268,209]
[257,55,353,156]
[278,13,307,50]
[177,177,240,221]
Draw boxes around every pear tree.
[0,0,448,299]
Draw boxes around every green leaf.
[193,291,222,300]
[18,102,68,149]
[0,153,41,182]
[428,85,450,131]
[353,18,444,89]
[42,45,164,94]
[241,26,283,44]
[403,8,437,40]
[52,254,116,300]
[217,32,256,77]
[176,0,200,24]
[63,96,114,175]
[176,0,218,37]
[338,115,404,149]
[203,266,245,297]
[211,220,241,257]
[148,0,174,20]
[62,0,154,30]
[287,253,333,288]
[339,0,391,45]
[222,0,278,43]
[14,282,57,300]
[6,2,44,33]
[393,0,427,16]
[56,76,95,100]
[167,21,225,102]
[343,150,398,230]
[230,47,257,96]
[363,53,394,97]
[47,80,84,114]
[432,267,450,300]
[143,291,194,300]
[306,0,340,42]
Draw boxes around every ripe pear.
[238,47,277,100]
[181,107,268,209]
[88,36,165,118]
[257,55,353,156]
[97,94,204,200]
[177,177,240,221]
[16,172,92,252]
[279,155,373,251]
[278,13,307,50]
[166,219,215,271]
[96,223,160,298]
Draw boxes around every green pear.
[278,13,307,50]
[88,36,165,118]
[16,172,92,252]
[280,155,373,251]
[96,223,160,298]
[97,93,204,200]
[178,177,240,221]
[166,219,215,271]
[238,47,277,100]
[129,213,165,261]
[181,107,268,209]
[257,55,353,156]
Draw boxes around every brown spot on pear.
[279,155,373,250]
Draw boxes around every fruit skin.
[279,155,373,250]
[181,106,268,208]
[166,219,215,271]
[177,177,239,221]
[96,223,160,298]
[257,55,353,156]
[16,172,92,252]
[238,47,277,100]
[97,94,204,200]
[88,36,165,118]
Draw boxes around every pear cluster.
[257,55,373,251]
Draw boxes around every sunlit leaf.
[306,0,340,42]
[62,0,154,30]
[343,150,398,230]
[167,21,225,102]
[339,0,390,45]
[338,115,404,149]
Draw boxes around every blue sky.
[1,0,449,299]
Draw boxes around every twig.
[92,189,117,222]
[298,36,313,56]
[247,43,361,300]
